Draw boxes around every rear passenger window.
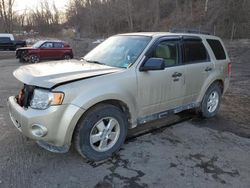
[183,40,209,63]
[54,42,64,48]
[207,39,226,60]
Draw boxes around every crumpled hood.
[13,60,123,88]
[17,46,35,50]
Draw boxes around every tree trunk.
[153,0,160,30]
[126,0,133,31]
[190,0,193,19]
[205,0,209,12]
[230,22,236,41]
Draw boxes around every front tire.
[73,104,128,161]
[199,83,222,118]
[29,54,40,63]
[19,58,25,63]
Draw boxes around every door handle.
[172,72,182,78]
[205,67,212,72]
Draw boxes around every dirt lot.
[0,51,15,60]
[0,40,250,188]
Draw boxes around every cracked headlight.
[30,89,64,110]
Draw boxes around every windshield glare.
[32,41,45,48]
[84,35,151,68]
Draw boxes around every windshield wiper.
[81,58,126,69]
[82,58,106,65]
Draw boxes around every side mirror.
[139,58,165,71]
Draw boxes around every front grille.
[16,85,34,108]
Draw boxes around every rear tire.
[63,54,71,60]
[73,104,128,161]
[199,83,222,118]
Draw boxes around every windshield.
[32,41,45,48]
[84,35,151,68]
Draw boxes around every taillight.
[228,62,232,77]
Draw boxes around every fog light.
[31,124,47,137]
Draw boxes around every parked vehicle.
[16,40,74,63]
[0,33,15,40]
[0,33,26,50]
[8,32,231,161]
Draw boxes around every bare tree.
[1,0,249,39]
[0,0,15,32]
[204,0,209,12]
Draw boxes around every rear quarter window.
[207,39,226,60]
[63,43,70,48]
[183,40,209,63]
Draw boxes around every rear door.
[182,37,214,102]
[53,42,64,59]
[137,38,187,117]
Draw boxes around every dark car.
[0,37,26,50]
[16,40,74,63]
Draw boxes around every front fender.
[71,88,138,126]
[55,69,138,127]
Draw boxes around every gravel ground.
[0,51,15,60]
[0,40,249,188]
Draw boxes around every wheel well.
[71,99,132,145]
[76,99,132,128]
[29,53,39,57]
[212,80,224,93]
[63,53,73,58]
[93,100,132,126]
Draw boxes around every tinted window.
[183,40,208,63]
[41,42,53,48]
[0,37,11,42]
[207,39,226,60]
[54,42,64,48]
[153,41,179,67]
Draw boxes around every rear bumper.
[7,96,85,149]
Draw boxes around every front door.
[137,39,187,118]
[39,42,54,59]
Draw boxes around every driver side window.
[41,42,53,48]
[152,40,179,67]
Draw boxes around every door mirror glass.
[139,58,165,71]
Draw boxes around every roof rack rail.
[170,28,211,35]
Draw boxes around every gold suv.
[8,32,231,161]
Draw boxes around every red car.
[16,40,74,63]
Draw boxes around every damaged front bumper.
[7,96,85,153]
